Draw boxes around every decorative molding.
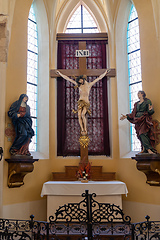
[0,16,8,62]
[151,0,160,39]
[56,33,108,41]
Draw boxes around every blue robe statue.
[8,94,34,156]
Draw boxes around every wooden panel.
[50,68,116,78]
[52,166,116,181]
[56,33,108,41]
[79,41,86,74]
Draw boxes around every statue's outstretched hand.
[106,69,111,74]
[56,70,60,75]
[120,114,127,120]
[148,104,153,111]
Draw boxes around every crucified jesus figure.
[56,69,110,136]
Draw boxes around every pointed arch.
[116,0,133,157]
[29,0,49,159]
[117,0,142,156]
[27,4,38,151]
[56,0,108,33]
[127,4,142,151]
[64,2,100,33]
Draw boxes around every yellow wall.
[117,0,160,206]
[4,0,52,206]
[2,0,160,220]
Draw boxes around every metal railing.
[0,147,3,161]
[0,190,159,240]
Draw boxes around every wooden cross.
[50,33,116,162]
[50,33,116,79]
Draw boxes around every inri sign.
[76,50,89,57]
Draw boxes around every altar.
[41,181,128,220]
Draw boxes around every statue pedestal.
[132,153,160,186]
[5,156,39,188]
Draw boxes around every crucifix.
[50,33,116,163]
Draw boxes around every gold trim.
[146,180,160,185]
[8,170,24,188]
[79,135,90,148]
[155,168,160,175]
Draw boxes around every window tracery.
[65,4,99,33]
[127,5,142,151]
[27,4,38,151]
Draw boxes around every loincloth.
[72,100,91,115]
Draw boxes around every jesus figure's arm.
[56,70,77,86]
[89,69,111,87]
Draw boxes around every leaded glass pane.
[66,5,99,33]
[127,5,142,151]
[29,119,37,151]
[27,4,38,151]
[83,7,97,28]
[28,5,36,22]
[83,28,99,33]
[131,125,141,151]
[66,29,82,33]
[129,82,142,111]
[129,5,138,22]
[67,6,81,29]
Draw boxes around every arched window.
[65,4,99,33]
[57,3,110,156]
[127,5,142,151]
[27,4,38,151]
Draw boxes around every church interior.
[1,0,160,225]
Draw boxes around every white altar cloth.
[41,181,128,220]
[41,181,128,197]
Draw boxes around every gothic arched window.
[27,4,38,151]
[65,4,99,33]
[127,5,142,151]
[57,3,110,156]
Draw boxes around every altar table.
[41,181,128,220]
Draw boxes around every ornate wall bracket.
[5,157,39,188]
[132,154,160,186]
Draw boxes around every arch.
[31,0,49,159]
[53,0,112,158]
[27,4,38,151]
[56,0,108,33]
[116,0,133,157]
[64,2,100,33]
[127,5,142,151]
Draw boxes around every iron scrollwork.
[0,218,32,240]
[0,190,133,240]
[48,190,131,239]
[0,147,3,161]
[133,215,160,240]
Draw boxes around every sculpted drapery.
[127,99,156,153]
[8,94,34,156]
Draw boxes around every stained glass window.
[65,5,99,33]
[27,4,38,151]
[127,5,142,151]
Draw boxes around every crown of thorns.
[72,75,87,88]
